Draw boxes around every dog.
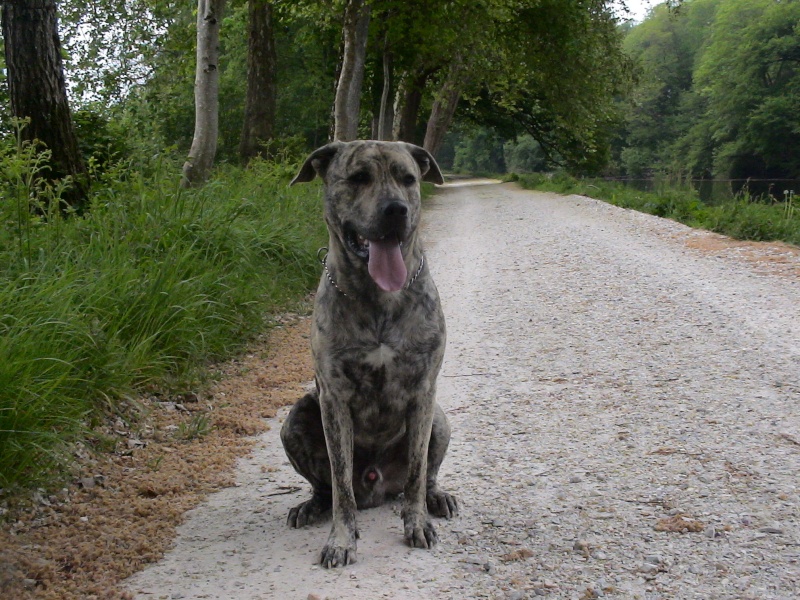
[280,140,458,568]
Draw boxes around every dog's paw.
[427,489,459,519]
[287,495,331,528]
[320,533,358,568]
[403,513,438,549]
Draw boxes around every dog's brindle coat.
[281,140,457,568]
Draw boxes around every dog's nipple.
[366,469,378,482]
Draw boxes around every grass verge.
[514,173,800,246]
[0,144,325,493]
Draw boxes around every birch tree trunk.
[239,0,277,162]
[2,0,88,208]
[333,0,370,141]
[182,0,224,187]
[423,61,465,157]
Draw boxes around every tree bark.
[2,0,88,208]
[423,62,464,157]
[333,0,370,141]
[239,0,277,162]
[377,43,394,141]
[393,69,431,144]
[182,0,225,187]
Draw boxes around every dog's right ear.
[291,142,345,185]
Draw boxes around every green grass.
[515,172,800,246]
[0,143,326,491]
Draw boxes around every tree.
[618,0,718,177]
[182,0,225,187]
[58,0,175,106]
[333,0,370,141]
[423,57,467,155]
[443,0,632,173]
[2,0,88,207]
[393,69,431,144]
[617,0,800,180]
[239,0,277,161]
[692,0,800,179]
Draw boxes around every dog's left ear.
[291,142,345,185]
[401,143,445,185]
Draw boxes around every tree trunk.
[333,0,370,141]
[239,0,277,162]
[393,69,430,144]
[423,62,464,157]
[377,44,394,141]
[369,49,383,139]
[182,0,225,187]
[2,0,88,208]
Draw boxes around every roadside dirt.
[1,314,313,599]
[2,181,799,599]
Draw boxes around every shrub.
[0,141,325,490]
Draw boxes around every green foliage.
[516,174,800,246]
[693,0,800,178]
[505,135,546,174]
[452,127,506,175]
[454,0,633,174]
[618,0,800,180]
[0,139,325,489]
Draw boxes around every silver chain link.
[318,247,425,298]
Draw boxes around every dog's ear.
[291,142,345,185]
[401,143,445,185]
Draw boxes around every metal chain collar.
[317,247,425,298]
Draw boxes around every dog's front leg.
[319,392,359,567]
[403,394,438,548]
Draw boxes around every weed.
[0,134,325,490]
[177,414,211,441]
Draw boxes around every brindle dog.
[281,140,458,568]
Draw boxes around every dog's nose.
[383,202,408,218]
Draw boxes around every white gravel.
[126,182,800,599]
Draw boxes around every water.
[607,179,800,205]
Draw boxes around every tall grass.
[0,140,325,491]
[515,173,800,246]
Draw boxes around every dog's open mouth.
[345,227,408,293]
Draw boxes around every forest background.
[0,0,798,493]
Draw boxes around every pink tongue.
[367,237,407,292]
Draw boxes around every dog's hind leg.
[426,403,459,519]
[280,391,333,527]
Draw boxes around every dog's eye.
[348,171,371,185]
[401,174,416,186]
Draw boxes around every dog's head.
[292,141,443,293]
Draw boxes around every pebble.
[573,540,590,555]
[758,526,784,535]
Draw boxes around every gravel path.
[126,182,800,599]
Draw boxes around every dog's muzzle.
[343,202,411,293]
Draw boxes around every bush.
[0,140,325,490]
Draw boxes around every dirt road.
[126,182,800,599]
